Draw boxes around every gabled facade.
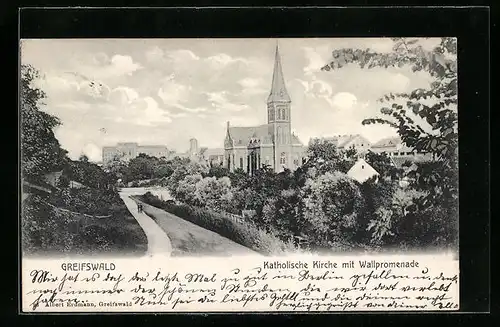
[224,45,306,174]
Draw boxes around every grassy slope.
[133,199,258,257]
[22,193,148,257]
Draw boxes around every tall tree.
[322,37,458,207]
[21,65,68,183]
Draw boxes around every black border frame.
[9,5,490,323]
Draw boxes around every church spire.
[267,42,291,103]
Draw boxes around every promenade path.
[120,187,259,257]
[119,188,173,258]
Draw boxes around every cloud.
[302,47,328,75]
[174,104,208,113]
[387,73,411,92]
[157,78,190,105]
[109,86,140,105]
[238,77,264,89]
[69,53,143,80]
[329,92,358,110]
[145,46,164,63]
[22,38,440,160]
[205,53,249,69]
[203,91,251,113]
[109,55,143,76]
[167,49,200,62]
[82,143,102,162]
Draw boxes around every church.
[224,45,306,174]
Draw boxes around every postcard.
[20,37,459,312]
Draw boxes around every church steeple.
[267,43,291,103]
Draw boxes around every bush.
[22,188,148,256]
[139,193,297,255]
[300,172,365,247]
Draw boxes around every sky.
[21,38,440,162]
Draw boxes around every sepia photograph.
[20,37,459,259]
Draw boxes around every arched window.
[269,107,274,121]
[240,157,244,169]
[280,152,286,165]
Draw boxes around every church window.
[240,157,243,169]
[294,159,299,166]
[269,107,274,121]
[280,152,286,165]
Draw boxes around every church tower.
[267,43,292,171]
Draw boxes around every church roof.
[267,44,291,103]
[204,148,225,156]
[228,124,273,146]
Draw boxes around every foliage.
[166,161,208,193]
[172,174,203,206]
[193,176,233,212]
[48,187,129,216]
[205,165,230,178]
[21,64,68,182]
[364,150,402,179]
[303,138,348,175]
[22,193,147,255]
[300,172,365,247]
[138,193,297,255]
[322,37,458,250]
[261,188,304,239]
[64,156,115,190]
[322,37,458,208]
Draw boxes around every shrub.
[23,188,148,255]
[139,193,297,255]
[194,176,233,212]
[300,172,365,247]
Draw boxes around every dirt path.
[135,199,260,257]
[119,189,172,258]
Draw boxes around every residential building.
[347,158,380,184]
[370,136,433,168]
[316,134,372,156]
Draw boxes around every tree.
[194,176,233,211]
[364,150,402,179]
[65,158,110,189]
[172,174,203,205]
[303,138,345,175]
[21,64,68,182]
[167,161,208,194]
[300,172,365,247]
[103,157,128,183]
[261,188,303,238]
[322,37,458,208]
[205,165,230,178]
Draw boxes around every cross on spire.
[267,41,291,103]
